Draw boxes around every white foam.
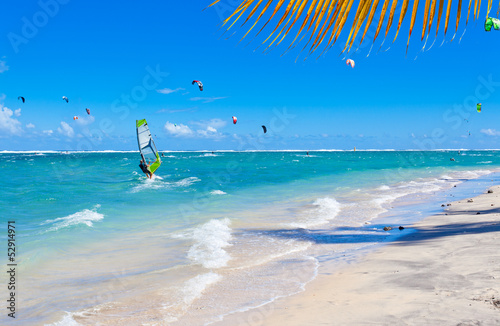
[181,272,222,304]
[175,177,201,187]
[288,197,342,228]
[130,176,200,193]
[42,205,103,232]
[371,194,400,208]
[210,190,227,195]
[161,272,222,323]
[45,312,83,326]
[129,177,164,193]
[366,169,495,221]
[187,218,233,269]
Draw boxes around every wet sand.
[220,186,500,326]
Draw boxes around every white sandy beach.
[219,186,500,326]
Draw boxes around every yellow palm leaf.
[357,0,381,47]
[444,0,453,36]
[385,0,400,39]
[310,0,339,50]
[345,0,373,52]
[239,0,274,42]
[436,0,445,36]
[312,0,346,53]
[373,0,392,42]
[283,0,320,52]
[406,0,421,54]
[421,0,431,40]
[211,0,485,56]
[455,0,463,34]
[392,0,410,43]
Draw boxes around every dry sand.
[220,186,500,326]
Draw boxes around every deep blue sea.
[1,150,499,325]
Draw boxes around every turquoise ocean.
[1,150,500,325]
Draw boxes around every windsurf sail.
[136,119,161,174]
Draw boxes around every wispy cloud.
[480,128,500,136]
[43,130,53,135]
[0,60,8,73]
[157,88,185,95]
[57,121,74,138]
[26,123,35,129]
[0,104,22,135]
[156,107,197,114]
[190,97,227,104]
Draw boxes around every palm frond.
[444,0,453,36]
[211,0,485,55]
[406,0,420,53]
[358,0,381,47]
[455,0,463,35]
[373,0,392,43]
[392,0,410,43]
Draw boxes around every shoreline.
[218,185,500,326]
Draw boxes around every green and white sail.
[485,17,500,31]
[136,119,161,174]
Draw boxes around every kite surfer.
[139,159,152,179]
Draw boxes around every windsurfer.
[139,159,152,179]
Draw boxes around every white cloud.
[190,97,227,104]
[14,108,21,117]
[57,121,74,138]
[0,60,8,73]
[164,120,226,139]
[197,126,219,138]
[191,119,227,139]
[43,130,53,135]
[157,88,185,95]
[480,128,500,136]
[164,121,194,137]
[26,123,35,129]
[75,115,95,126]
[0,105,22,135]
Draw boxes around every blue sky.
[1,1,500,150]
